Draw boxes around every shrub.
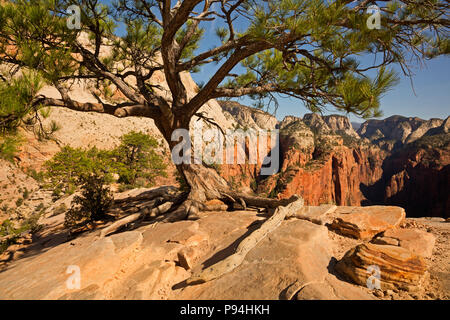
[0,212,42,254]
[45,132,167,193]
[0,134,22,162]
[114,131,167,187]
[0,71,43,134]
[64,174,113,229]
[44,146,114,194]
[15,197,24,207]
[22,188,30,200]
[0,71,60,160]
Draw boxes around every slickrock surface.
[0,197,448,300]
[0,206,375,300]
[292,204,337,225]
[335,243,428,291]
[329,206,405,239]
[372,228,436,258]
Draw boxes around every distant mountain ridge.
[357,115,449,151]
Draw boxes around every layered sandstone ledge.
[0,190,447,300]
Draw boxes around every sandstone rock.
[372,237,399,246]
[372,228,436,258]
[218,100,277,131]
[303,113,331,134]
[322,114,360,138]
[175,218,372,300]
[329,206,405,239]
[292,204,337,225]
[294,274,375,300]
[375,139,450,218]
[201,199,228,211]
[336,243,428,291]
[177,240,209,270]
[358,115,425,148]
[405,118,444,144]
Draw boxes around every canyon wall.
[217,104,449,217]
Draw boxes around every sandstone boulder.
[175,218,372,300]
[292,204,337,225]
[329,206,405,239]
[335,243,428,291]
[372,228,436,258]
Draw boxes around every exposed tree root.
[99,165,304,271]
[219,191,299,209]
[99,187,187,237]
[185,195,304,285]
[282,280,325,300]
[99,213,143,238]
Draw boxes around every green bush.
[0,212,42,254]
[0,134,22,162]
[15,197,23,207]
[44,146,115,194]
[0,71,43,134]
[114,131,167,187]
[44,131,167,193]
[0,71,58,160]
[64,174,113,229]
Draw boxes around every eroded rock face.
[323,114,360,138]
[303,113,331,134]
[374,137,450,218]
[243,115,385,206]
[372,228,436,258]
[405,119,444,144]
[0,209,375,300]
[329,206,405,239]
[336,243,428,291]
[358,115,426,149]
[218,100,278,131]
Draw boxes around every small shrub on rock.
[64,174,113,229]
[114,131,167,187]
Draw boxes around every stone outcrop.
[303,113,332,134]
[370,133,450,218]
[335,243,428,291]
[372,228,436,258]
[0,207,378,300]
[216,107,449,219]
[323,114,360,138]
[358,115,426,150]
[357,115,448,151]
[218,100,277,131]
[405,118,444,144]
[252,116,384,206]
[292,204,337,225]
[329,206,405,239]
[1,176,447,300]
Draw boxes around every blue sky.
[189,18,450,123]
[107,0,449,123]
[223,56,450,123]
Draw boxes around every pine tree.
[0,0,448,217]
